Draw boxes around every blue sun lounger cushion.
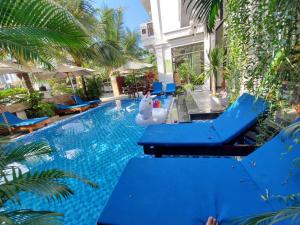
[98,122,300,225]
[151,82,163,95]
[138,93,268,147]
[165,83,176,95]
[0,112,48,127]
[72,95,101,105]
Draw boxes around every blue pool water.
[7,99,146,224]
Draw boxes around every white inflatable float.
[135,95,168,126]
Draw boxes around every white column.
[110,75,120,97]
[163,47,174,84]
[150,0,163,40]
[203,32,211,91]
[155,46,165,83]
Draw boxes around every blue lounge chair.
[98,122,300,225]
[0,112,49,133]
[71,95,101,107]
[165,83,176,95]
[151,82,163,95]
[55,103,90,115]
[138,93,268,156]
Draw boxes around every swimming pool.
[6,99,146,224]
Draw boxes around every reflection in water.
[27,155,54,165]
[126,103,136,113]
[9,100,145,225]
[0,162,29,183]
[59,119,95,135]
[63,149,82,160]
[115,100,122,111]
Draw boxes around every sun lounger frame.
[55,105,90,115]
[13,118,50,133]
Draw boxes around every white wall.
[0,74,20,85]
[143,0,211,90]
[159,0,180,33]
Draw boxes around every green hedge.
[0,88,28,104]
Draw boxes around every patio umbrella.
[0,61,44,74]
[34,64,95,94]
[0,62,21,74]
[0,61,46,92]
[116,61,153,73]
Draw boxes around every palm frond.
[0,142,53,171]
[0,209,63,225]
[0,168,98,206]
[232,206,300,225]
[0,0,90,68]
[122,29,143,60]
[90,41,124,68]
[54,0,98,32]
[184,0,222,33]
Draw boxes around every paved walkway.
[190,90,225,114]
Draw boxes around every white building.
[140,0,223,90]
[0,74,20,88]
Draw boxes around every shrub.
[0,88,28,104]
[28,102,56,118]
[177,62,195,83]
[86,76,103,100]
[48,78,73,96]
[178,63,207,86]
[191,74,206,86]
[25,91,55,118]
[125,74,136,86]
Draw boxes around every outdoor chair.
[138,93,269,156]
[151,81,163,95]
[165,83,176,95]
[71,95,101,108]
[0,112,49,133]
[55,103,90,115]
[98,120,300,225]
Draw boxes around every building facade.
[140,0,218,90]
[0,74,20,89]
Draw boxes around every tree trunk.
[0,105,12,134]
[109,70,120,97]
[74,61,88,98]
[211,72,216,95]
[81,75,88,98]
[17,73,34,93]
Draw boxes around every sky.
[93,0,150,31]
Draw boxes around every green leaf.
[0,0,90,68]
[0,209,63,225]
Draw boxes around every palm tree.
[92,8,143,97]
[208,47,223,95]
[184,0,223,33]
[0,0,91,93]
[54,0,98,31]
[184,0,224,95]
[0,141,98,224]
[0,0,90,68]
[53,0,99,97]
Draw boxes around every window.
[141,28,147,35]
[172,42,204,75]
[147,22,154,36]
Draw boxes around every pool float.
[135,95,167,126]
